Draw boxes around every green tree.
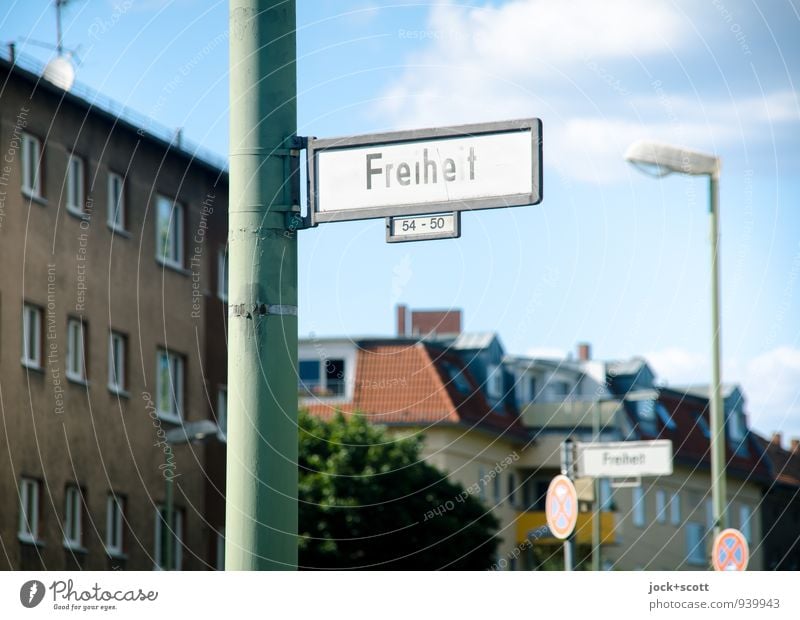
[298,410,499,569]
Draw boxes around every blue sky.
[3,0,799,439]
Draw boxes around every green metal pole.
[709,172,727,543]
[226,0,299,570]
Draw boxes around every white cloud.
[742,347,800,438]
[378,0,800,182]
[645,346,800,439]
[526,346,567,359]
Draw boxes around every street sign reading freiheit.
[574,440,673,478]
[307,118,542,224]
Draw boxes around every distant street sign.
[386,212,460,243]
[307,118,542,224]
[574,440,673,478]
[712,528,749,571]
[545,474,578,540]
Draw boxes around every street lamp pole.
[624,141,727,543]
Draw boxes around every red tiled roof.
[304,342,528,442]
[753,434,800,487]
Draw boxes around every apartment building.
[0,53,228,570]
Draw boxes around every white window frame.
[66,317,86,382]
[105,494,124,556]
[156,349,184,423]
[22,303,42,368]
[632,487,646,527]
[107,172,126,231]
[21,132,42,198]
[155,194,184,269]
[217,386,227,441]
[18,477,40,543]
[63,485,83,549]
[217,248,228,302]
[655,489,667,524]
[66,152,85,215]
[108,331,127,393]
[670,492,681,526]
[154,505,184,570]
[686,522,706,565]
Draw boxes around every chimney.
[578,342,591,361]
[396,304,408,337]
[771,432,783,448]
[791,438,799,454]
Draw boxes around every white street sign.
[574,440,673,478]
[307,119,542,224]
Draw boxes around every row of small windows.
[19,477,186,569]
[21,303,229,433]
[632,487,753,564]
[19,132,229,296]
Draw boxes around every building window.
[655,402,677,430]
[21,132,42,198]
[64,485,83,549]
[154,505,184,570]
[298,360,321,395]
[106,494,124,556]
[670,493,681,526]
[66,318,87,382]
[217,386,227,441]
[705,498,714,533]
[156,349,184,422]
[599,479,614,510]
[478,467,487,501]
[108,331,127,393]
[107,172,126,231]
[692,411,710,438]
[686,522,706,565]
[298,358,346,397]
[216,527,225,571]
[632,487,646,527]
[634,399,659,436]
[217,249,228,302]
[728,405,749,456]
[18,477,40,543]
[655,489,667,523]
[738,504,752,543]
[66,153,85,214]
[156,195,184,268]
[507,472,516,507]
[493,474,501,505]
[486,364,503,399]
[22,303,42,368]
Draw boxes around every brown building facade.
[0,55,228,570]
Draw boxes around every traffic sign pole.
[561,439,576,571]
[226,0,299,570]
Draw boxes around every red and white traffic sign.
[545,474,579,540]
[712,528,749,571]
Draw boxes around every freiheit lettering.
[365,147,477,190]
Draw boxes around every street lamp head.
[625,140,720,178]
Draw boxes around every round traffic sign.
[712,528,749,571]
[545,474,578,540]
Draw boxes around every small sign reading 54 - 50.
[386,212,460,243]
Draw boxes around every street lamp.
[624,140,727,542]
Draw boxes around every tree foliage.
[298,411,499,569]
